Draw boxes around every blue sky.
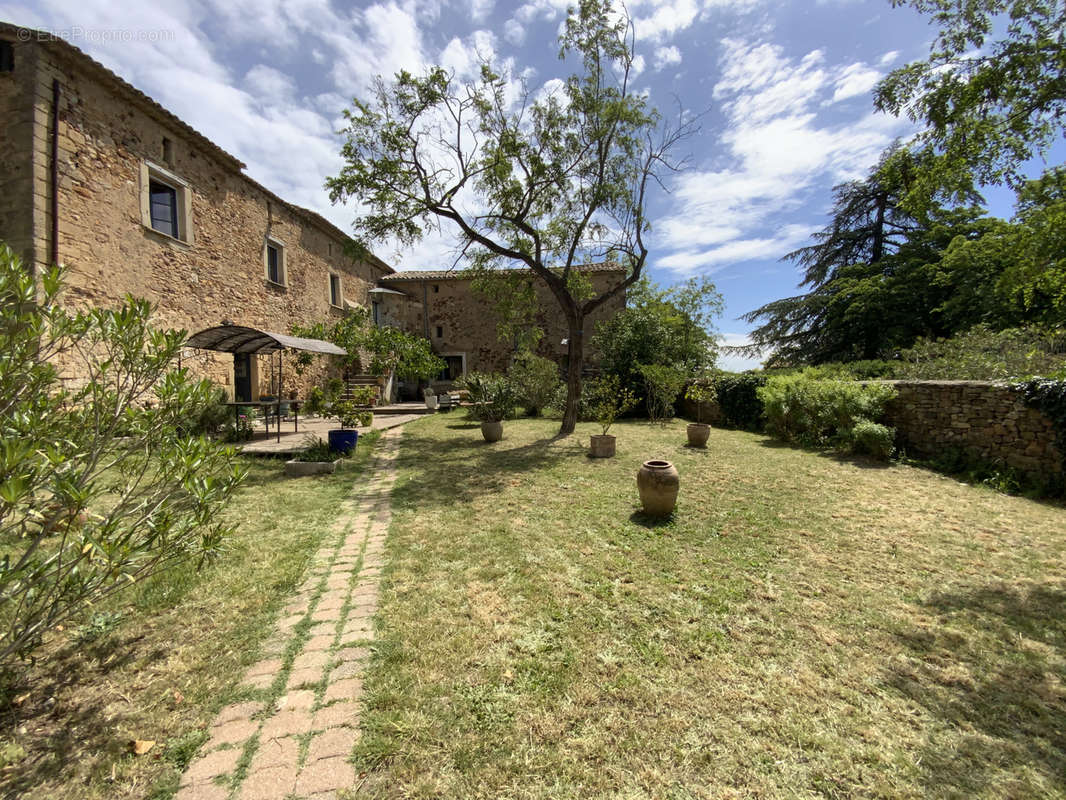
[4,0,1060,369]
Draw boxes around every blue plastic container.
[328,429,359,454]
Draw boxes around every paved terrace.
[239,403,429,456]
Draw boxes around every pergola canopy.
[184,325,346,356]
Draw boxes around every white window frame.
[264,237,287,287]
[139,160,193,244]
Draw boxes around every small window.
[432,284,439,293]
[329,273,342,307]
[148,180,178,238]
[435,325,443,338]
[162,137,173,165]
[0,41,14,73]
[264,238,286,287]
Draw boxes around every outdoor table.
[225,399,301,442]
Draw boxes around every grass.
[355,414,1066,799]
[0,430,380,800]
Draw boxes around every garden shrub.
[585,374,637,435]
[758,371,897,446]
[896,324,1066,380]
[456,372,518,422]
[176,386,231,437]
[0,244,244,675]
[710,373,766,430]
[849,419,896,460]
[508,352,562,417]
[639,364,687,423]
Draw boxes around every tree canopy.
[875,0,1066,203]
[327,0,691,434]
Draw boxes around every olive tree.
[0,245,244,675]
[327,0,692,435]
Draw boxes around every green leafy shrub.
[295,436,341,462]
[508,352,562,417]
[176,386,231,437]
[585,374,638,435]
[639,364,686,423]
[897,325,1066,380]
[684,381,716,424]
[0,244,244,675]
[304,386,326,416]
[457,373,517,423]
[849,419,896,460]
[710,373,766,430]
[758,371,897,446]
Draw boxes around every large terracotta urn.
[686,422,710,448]
[481,421,503,442]
[637,459,679,517]
[589,434,616,458]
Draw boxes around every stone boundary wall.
[880,381,1061,478]
[682,379,1062,479]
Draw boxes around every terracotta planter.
[589,434,616,458]
[687,422,710,448]
[481,420,503,442]
[637,459,679,517]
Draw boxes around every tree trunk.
[560,317,585,435]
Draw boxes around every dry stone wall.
[881,381,1061,478]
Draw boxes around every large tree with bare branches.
[326,0,691,435]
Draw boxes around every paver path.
[176,427,401,800]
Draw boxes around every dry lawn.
[355,415,1065,799]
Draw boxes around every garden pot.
[284,459,337,477]
[327,428,359,454]
[481,420,503,442]
[637,459,680,517]
[589,434,616,458]
[425,395,439,410]
[686,422,710,448]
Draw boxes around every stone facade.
[376,266,627,380]
[0,25,390,399]
[0,23,628,401]
[881,381,1062,479]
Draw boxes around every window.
[140,161,192,243]
[162,137,173,165]
[148,180,178,238]
[0,41,13,72]
[432,284,439,293]
[329,273,342,307]
[435,325,443,338]
[264,238,286,286]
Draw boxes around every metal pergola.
[184,324,346,442]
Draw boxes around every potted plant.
[458,373,516,442]
[324,385,377,453]
[684,380,716,448]
[586,375,637,458]
[285,435,342,476]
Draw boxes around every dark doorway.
[234,353,252,402]
[438,355,464,381]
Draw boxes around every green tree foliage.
[507,352,562,417]
[896,324,1066,380]
[326,0,692,435]
[470,270,545,353]
[639,363,687,423]
[292,308,444,380]
[741,149,993,364]
[584,374,637,435]
[875,0,1066,201]
[595,276,723,400]
[0,245,244,674]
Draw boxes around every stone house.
[0,22,626,401]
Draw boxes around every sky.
[4,0,1061,370]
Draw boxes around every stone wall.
[881,381,1061,478]
[0,36,38,265]
[2,35,390,399]
[378,269,627,376]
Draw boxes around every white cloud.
[468,0,493,22]
[653,45,682,70]
[244,65,297,101]
[654,38,910,278]
[633,0,701,43]
[831,62,881,102]
[878,49,899,66]
[503,18,525,44]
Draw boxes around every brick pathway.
[176,428,401,800]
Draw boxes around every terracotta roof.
[0,22,393,275]
[380,263,625,282]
